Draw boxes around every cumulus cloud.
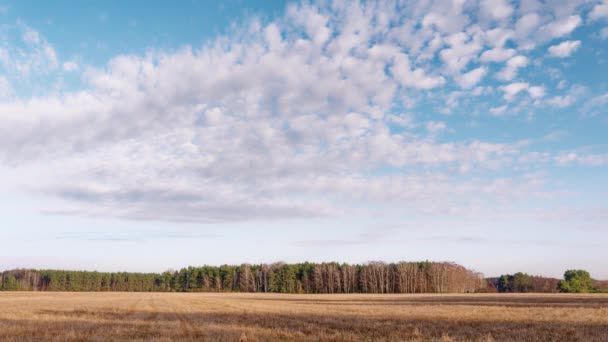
[425,121,446,134]
[480,48,516,62]
[480,0,514,21]
[490,105,508,116]
[528,85,545,99]
[456,66,487,89]
[499,82,544,101]
[439,31,484,74]
[496,55,528,81]
[0,23,59,78]
[62,61,79,72]
[22,27,41,44]
[514,13,541,47]
[548,40,581,58]
[420,0,470,35]
[589,0,608,21]
[538,15,582,40]
[391,53,446,89]
[546,95,574,108]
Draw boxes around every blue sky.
[0,0,607,278]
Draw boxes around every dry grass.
[1,292,607,341]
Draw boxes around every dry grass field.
[1,292,607,341]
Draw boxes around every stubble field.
[0,292,607,341]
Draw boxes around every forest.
[0,261,484,293]
[2,262,605,294]
[490,270,608,293]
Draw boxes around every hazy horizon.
[0,0,607,279]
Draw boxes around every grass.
[1,292,607,341]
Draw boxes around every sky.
[0,0,607,279]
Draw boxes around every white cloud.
[483,28,514,48]
[600,27,608,39]
[589,0,608,21]
[583,92,608,115]
[546,95,574,108]
[538,15,582,40]
[391,53,446,89]
[496,55,528,81]
[528,86,545,99]
[490,105,508,116]
[514,13,541,49]
[555,152,608,166]
[0,1,597,224]
[547,40,581,58]
[456,66,487,89]
[0,24,59,77]
[480,48,516,62]
[499,82,544,101]
[421,1,470,35]
[0,75,12,98]
[22,27,40,45]
[425,121,446,134]
[62,61,79,72]
[288,4,331,46]
[515,12,540,34]
[439,31,484,74]
[588,93,608,106]
[470,86,488,96]
[387,113,416,128]
[480,0,513,21]
[0,48,7,66]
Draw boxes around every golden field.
[1,292,607,341]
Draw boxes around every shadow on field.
[0,308,601,341]
[234,295,608,308]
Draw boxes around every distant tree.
[593,280,608,293]
[496,273,536,293]
[512,272,534,293]
[238,264,255,292]
[1,273,20,290]
[558,270,593,293]
[497,275,512,292]
[531,276,560,293]
[220,265,236,292]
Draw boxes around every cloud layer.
[0,0,605,224]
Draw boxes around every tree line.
[490,270,608,293]
[0,261,485,293]
[3,263,605,294]
[489,272,560,293]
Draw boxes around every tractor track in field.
[160,296,203,340]
[138,294,161,338]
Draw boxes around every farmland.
[1,292,607,341]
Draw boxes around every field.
[1,292,608,341]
